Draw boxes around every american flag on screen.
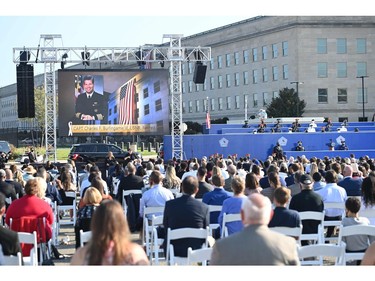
[118,78,136,125]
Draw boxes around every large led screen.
[58,69,170,137]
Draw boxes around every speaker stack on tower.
[193,62,207,84]
[16,51,35,118]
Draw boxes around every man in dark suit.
[338,165,363,196]
[210,193,300,265]
[0,193,22,256]
[0,169,17,209]
[116,162,145,203]
[75,75,106,124]
[162,176,209,257]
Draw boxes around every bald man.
[210,193,300,265]
[338,165,363,196]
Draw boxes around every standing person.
[71,200,149,265]
[218,176,247,236]
[74,75,105,123]
[162,176,209,258]
[289,174,324,245]
[210,193,300,265]
[28,147,37,163]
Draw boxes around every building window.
[318,88,328,103]
[195,100,200,112]
[210,98,215,111]
[143,88,149,99]
[337,88,347,103]
[155,99,162,111]
[188,101,193,113]
[210,58,215,70]
[244,94,249,109]
[252,48,258,62]
[188,81,193,93]
[226,96,231,110]
[144,104,150,115]
[203,98,208,112]
[217,55,223,69]
[262,68,268,82]
[234,52,240,65]
[357,88,368,104]
[226,74,231,88]
[210,77,215,90]
[272,43,278,58]
[243,71,249,85]
[182,101,185,113]
[226,54,231,67]
[186,62,192,74]
[357,38,366,54]
[263,92,269,106]
[282,41,288,56]
[317,62,328,78]
[181,64,186,75]
[235,95,240,109]
[218,97,223,111]
[182,82,186,94]
[283,64,289,80]
[243,50,249,64]
[195,84,199,92]
[203,81,207,91]
[337,38,347,54]
[252,69,258,84]
[253,93,258,107]
[317,38,327,54]
[234,73,240,86]
[337,62,347,78]
[273,91,279,99]
[218,75,223,89]
[154,81,161,93]
[272,66,278,81]
[357,62,367,77]
[262,46,268,60]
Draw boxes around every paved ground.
[53,225,142,266]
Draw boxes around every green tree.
[266,87,306,118]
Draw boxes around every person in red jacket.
[5,178,54,241]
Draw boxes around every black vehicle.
[68,143,142,165]
[0,141,11,163]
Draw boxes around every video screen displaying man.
[75,75,106,124]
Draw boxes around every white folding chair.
[79,230,92,248]
[297,244,346,266]
[122,189,143,215]
[269,226,303,246]
[221,212,242,238]
[187,247,213,266]
[2,252,23,266]
[323,202,346,243]
[337,224,375,264]
[208,205,222,237]
[298,211,325,245]
[142,206,165,257]
[166,227,209,265]
[149,215,165,265]
[57,191,77,232]
[17,231,38,266]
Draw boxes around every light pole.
[290,81,304,117]
[357,75,368,121]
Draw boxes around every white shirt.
[139,184,174,217]
[316,183,347,217]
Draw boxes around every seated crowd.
[1,150,375,266]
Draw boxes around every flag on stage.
[206,109,211,129]
[118,78,136,125]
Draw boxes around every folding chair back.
[79,230,92,248]
[221,212,242,237]
[269,226,302,245]
[187,247,213,266]
[142,206,165,256]
[2,252,22,266]
[298,211,325,244]
[297,244,346,266]
[323,202,346,243]
[17,231,38,266]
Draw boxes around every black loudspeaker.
[193,63,207,84]
[16,64,35,118]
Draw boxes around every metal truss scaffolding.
[13,34,211,161]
